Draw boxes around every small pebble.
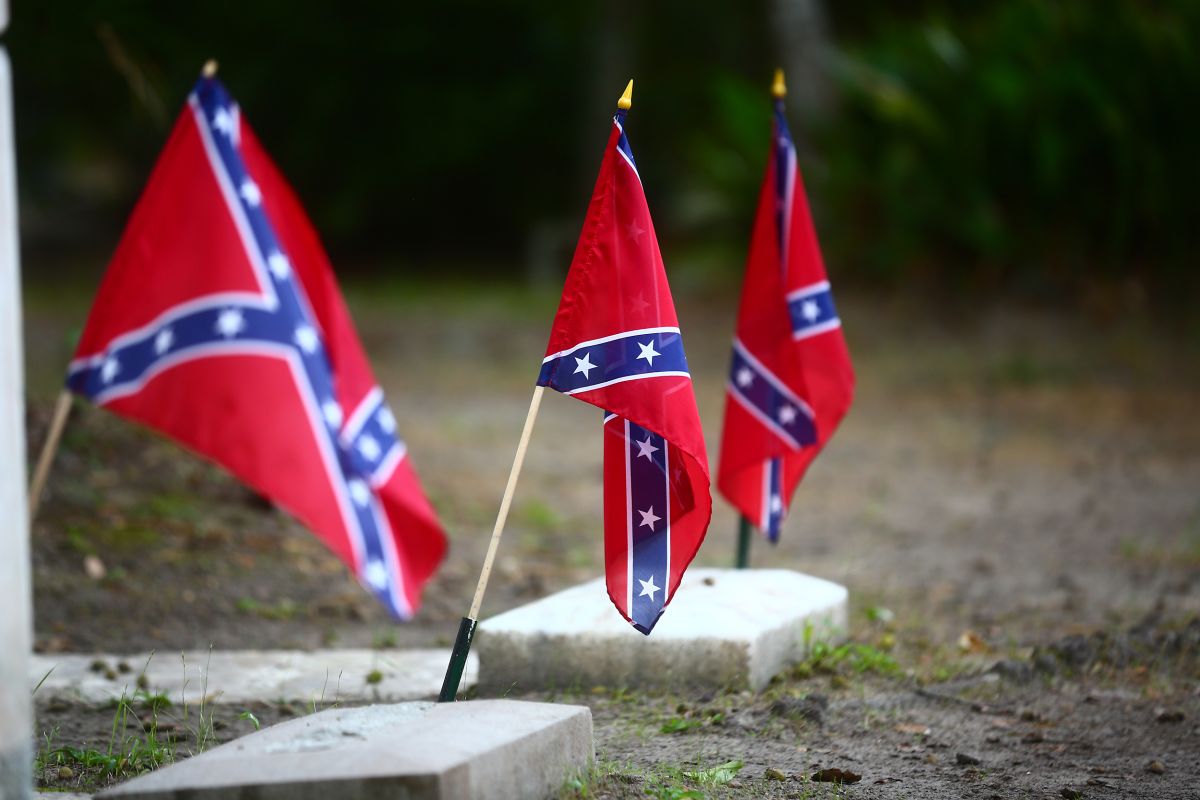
[1147,760,1166,774]
[955,752,981,766]
[56,766,74,780]
[764,767,787,781]
[1060,788,1082,799]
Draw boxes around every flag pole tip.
[772,68,787,99]
[617,79,634,110]
[202,59,219,79]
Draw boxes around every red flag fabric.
[66,76,446,618]
[717,93,855,541]
[536,102,711,634]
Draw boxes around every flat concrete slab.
[31,649,476,706]
[98,700,592,800]
[478,568,847,692]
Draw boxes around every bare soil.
[23,280,1200,797]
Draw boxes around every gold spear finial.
[617,79,634,110]
[202,59,219,79]
[772,68,787,99]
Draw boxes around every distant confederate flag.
[717,77,854,541]
[66,74,446,617]
[537,85,712,634]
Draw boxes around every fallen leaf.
[764,768,787,781]
[958,630,989,653]
[811,768,861,784]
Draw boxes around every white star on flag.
[215,308,245,338]
[154,327,174,356]
[358,435,381,461]
[377,407,396,434]
[212,107,236,137]
[770,494,783,514]
[629,292,651,315]
[364,560,388,590]
[635,436,659,461]
[638,506,661,530]
[100,356,120,384]
[736,367,754,388]
[638,575,660,600]
[294,325,319,354]
[626,220,645,242]
[574,352,596,379]
[267,251,291,280]
[348,478,370,507]
[322,400,343,428]
[636,340,660,366]
[239,179,262,207]
[778,404,798,425]
[802,299,821,323]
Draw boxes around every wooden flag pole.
[439,385,545,702]
[27,389,72,521]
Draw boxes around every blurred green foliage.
[819,1,1200,299]
[8,2,1197,302]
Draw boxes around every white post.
[0,0,33,795]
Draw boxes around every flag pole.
[27,390,72,521]
[735,71,788,571]
[735,515,752,568]
[439,385,545,701]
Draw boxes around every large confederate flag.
[66,75,446,618]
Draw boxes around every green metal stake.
[438,616,477,702]
[735,515,752,569]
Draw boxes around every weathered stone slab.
[478,568,847,692]
[98,700,592,800]
[31,649,475,706]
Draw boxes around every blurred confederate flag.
[66,74,445,618]
[717,75,855,542]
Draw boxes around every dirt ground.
[23,278,1200,797]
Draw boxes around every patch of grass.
[659,717,704,734]
[36,692,177,791]
[372,630,398,649]
[517,499,562,532]
[797,639,902,679]
[682,760,743,786]
[562,758,742,800]
[234,597,298,621]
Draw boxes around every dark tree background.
[9,1,1198,304]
